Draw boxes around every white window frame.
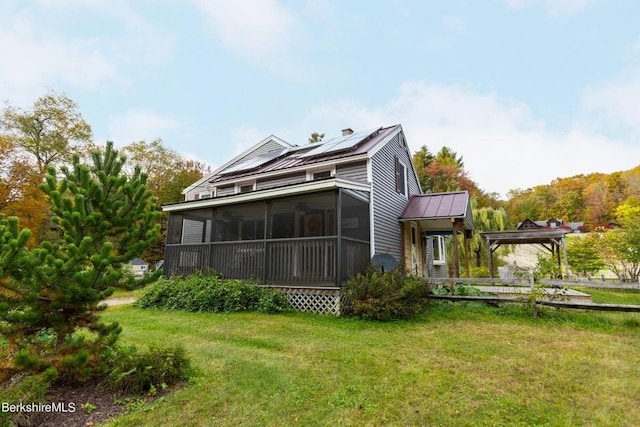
[395,157,408,197]
[235,181,256,194]
[433,235,447,265]
[306,166,335,181]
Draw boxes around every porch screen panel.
[214,202,265,241]
[340,190,371,283]
[267,191,337,284]
[340,191,370,241]
[180,209,213,243]
[268,191,336,239]
[211,201,266,281]
[167,214,183,244]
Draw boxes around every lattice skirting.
[275,287,343,315]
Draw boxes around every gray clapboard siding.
[256,173,306,190]
[370,132,421,262]
[184,184,210,201]
[216,185,236,197]
[336,161,368,182]
[184,139,288,201]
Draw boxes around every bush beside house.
[342,268,431,321]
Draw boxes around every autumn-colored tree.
[583,179,612,226]
[0,136,49,247]
[412,145,435,191]
[422,146,469,192]
[549,176,586,221]
[121,139,209,265]
[1,92,93,174]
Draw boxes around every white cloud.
[0,1,173,104]
[502,0,595,16]
[581,72,640,138]
[192,0,297,61]
[0,17,117,104]
[297,81,640,198]
[105,109,185,146]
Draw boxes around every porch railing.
[341,237,370,282]
[164,236,370,286]
[267,237,336,284]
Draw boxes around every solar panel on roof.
[220,148,289,174]
[298,128,380,158]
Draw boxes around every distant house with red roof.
[517,218,584,233]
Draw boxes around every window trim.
[433,235,446,265]
[306,166,335,181]
[395,156,407,196]
[235,181,256,194]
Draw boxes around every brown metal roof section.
[399,191,473,231]
[209,125,400,184]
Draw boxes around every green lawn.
[100,303,640,426]
[575,287,640,305]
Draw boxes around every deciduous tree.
[565,235,605,277]
[1,92,93,174]
[0,136,49,247]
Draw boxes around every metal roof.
[399,191,474,231]
[208,125,399,184]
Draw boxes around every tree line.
[0,92,208,264]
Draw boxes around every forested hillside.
[503,167,640,229]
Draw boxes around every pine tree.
[0,142,160,381]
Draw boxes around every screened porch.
[163,189,371,287]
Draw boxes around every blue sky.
[2,0,640,198]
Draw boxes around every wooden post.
[451,218,460,280]
[464,229,471,278]
[487,239,494,279]
[555,242,562,279]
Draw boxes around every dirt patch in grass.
[17,383,123,427]
[22,382,173,427]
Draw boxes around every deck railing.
[164,236,370,286]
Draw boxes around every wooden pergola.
[480,229,570,279]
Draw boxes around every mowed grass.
[101,303,640,427]
[575,287,640,305]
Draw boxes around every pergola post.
[464,229,471,278]
[481,230,570,281]
[451,219,461,278]
[487,240,495,279]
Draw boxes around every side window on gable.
[395,156,407,196]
